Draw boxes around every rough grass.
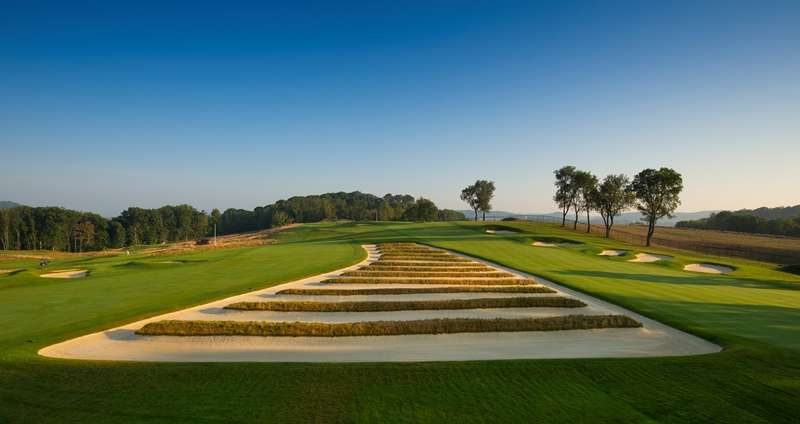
[136,315,640,337]
[275,286,557,295]
[363,265,494,272]
[225,296,584,312]
[370,261,488,267]
[378,255,471,262]
[342,270,514,278]
[323,277,537,285]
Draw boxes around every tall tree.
[569,171,596,230]
[574,171,598,232]
[474,180,496,221]
[553,166,577,226]
[595,174,635,238]
[460,184,480,221]
[631,168,684,246]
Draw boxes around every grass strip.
[275,286,557,295]
[136,315,641,337]
[323,277,536,285]
[371,261,488,267]
[378,256,472,262]
[365,266,493,272]
[225,296,584,312]
[342,270,515,278]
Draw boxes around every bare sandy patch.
[0,269,20,276]
[486,229,516,234]
[40,244,720,362]
[598,250,627,257]
[628,253,672,263]
[533,241,558,247]
[684,263,733,274]
[40,269,88,279]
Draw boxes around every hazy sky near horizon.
[2,1,799,217]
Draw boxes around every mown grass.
[275,286,557,295]
[2,221,799,423]
[225,296,583,312]
[324,277,536,285]
[137,315,639,337]
[342,270,514,278]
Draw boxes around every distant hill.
[733,204,800,220]
[0,201,21,209]
[676,204,800,237]
[459,209,716,227]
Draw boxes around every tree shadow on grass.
[554,269,800,291]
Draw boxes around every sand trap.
[40,269,88,279]
[684,263,733,274]
[485,230,516,234]
[532,241,558,247]
[598,250,627,257]
[40,244,719,362]
[628,253,672,263]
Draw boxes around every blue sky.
[2,1,798,216]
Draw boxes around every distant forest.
[0,192,464,251]
[676,205,800,237]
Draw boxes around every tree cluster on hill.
[216,192,464,235]
[676,210,800,237]
[0,192,464,251]
[553,166,683,246]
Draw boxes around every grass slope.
[1,221,799,423]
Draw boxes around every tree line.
[676,210,800,237]
[0,204,209,252]
[0,192,465,251]
[553,166,683,246]
[215,192,464,235]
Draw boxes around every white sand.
[0,269,19,275]
[486,230,515,234]
[40,269,88,279]
[628,253,672,263]
[532,241,558,247]
[597,250,627,256]
[40,244,720,362]
[684,263,733,274]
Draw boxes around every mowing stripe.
[136,315,642,337]
[225,296,585,312]
[275,286,557,295]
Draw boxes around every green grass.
[137,315,636,337]
[1,220,799,423]
[224,296,584,312]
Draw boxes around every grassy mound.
[225,296,584,312]
[324,277,536,285]
[137,315,641,337]
[275,286,557,295]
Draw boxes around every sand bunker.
[532,241,558,247]
[684,264,733,274]
[40,269,88,279]
[628,253,672,263]
[0,269,20,276]
[598,250,627,257]
[485,230,515,234]
[40,244,719,362]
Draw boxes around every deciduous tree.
[631,168,683,246]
